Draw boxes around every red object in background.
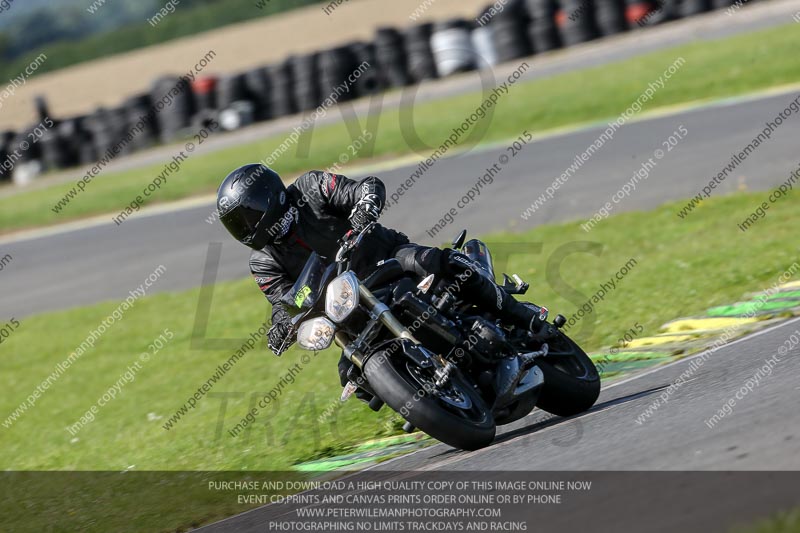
[192,76,218,95]
[625,2,655,24]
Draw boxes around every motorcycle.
[281,222,600,450]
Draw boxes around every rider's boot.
[443,250,558,340]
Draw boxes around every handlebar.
[335,221,376,265]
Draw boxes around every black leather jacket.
[250,170,408,327]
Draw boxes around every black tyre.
[216,73,248,111]
[290,53,320,112]
[319,46,357,103]
[349,42,385,96]
[151,76,194,142]
[0,130,14,181]
[677,0,709,16]
[489,0,532,63]
[557,0,599,46]
[266,60,296,118]
[404,23,438,82]
[124,94,158,151]
[594,0,628,36]
[364,350,496,450]
[374,27,411,88]
[39,125,73,170]
[536,331,600,416]
[490,17,532,63]
[243,67,273,121]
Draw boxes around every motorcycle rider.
[216,164,554,387]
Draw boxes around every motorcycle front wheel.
[364,350,496,451]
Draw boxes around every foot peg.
[368,397,384,412]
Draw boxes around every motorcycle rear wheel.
[535,331,600,417]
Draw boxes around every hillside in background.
[0,0,324,82]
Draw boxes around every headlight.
[297,317,336,351]
[325,272,360,322]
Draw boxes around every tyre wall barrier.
[12,0,763,181]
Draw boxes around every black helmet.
[217,164,291,249]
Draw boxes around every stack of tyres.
[555,0,598,46]
[267,60,296,118]
[348,42,385,97]
[10,128,41,167]
[39,121,74,170]
[525,0,562,52]
[627,0,672,25]
[243,67,273,120]
[217,73,256,132]
[431,19,477,77]
[84,108,126,160]
[150,76,194,142]
[404,23,439,82]
[83,110,108,161]
[7,128,41,184]
[290,53,320,112]
[677,0,709,16]
[0,131,14,181]
[192,77,218,111]
[594,0,628,36]
[109,107,134,156]
[57,116,96,166]
[190,76,219,130]
[471,16,498,67]
[318,46,358,102]
[216,73,249,112]
[488,0,532,64]
[374,27,410,88]
[219,101,255,132]
[124,93,159,152]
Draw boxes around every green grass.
[1,186,799,530]
[3,22,800,232]
[735,508,800,533]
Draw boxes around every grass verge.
[736,508,800,533]
[1,186,799,530]
[2,22,800,232]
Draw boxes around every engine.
[463,317,512,362]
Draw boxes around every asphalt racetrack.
[199,317,800,532]
[2,87,799,319]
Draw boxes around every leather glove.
[349,193,382,232]
[268,320,294,356]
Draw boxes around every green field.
[3,22,800,233]
[737,508,800,533]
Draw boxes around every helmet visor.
[220,203,265,243]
